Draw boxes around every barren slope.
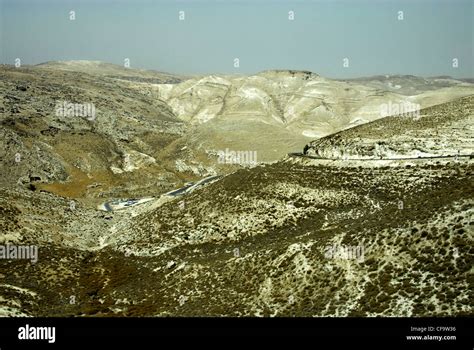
[0,96,472,317]
[307,95,474,159]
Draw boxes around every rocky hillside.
[338,75,470,95]
[35,60,186,84]
[0,63,203,205]
[307,95,474,159]
[0,94,472,317]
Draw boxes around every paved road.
[165,175,222,197]
[188,175,222,192]
[99,197,154,212]
[99,175,223,211]
[165,183,195,197]
[103,202,113,212]
[288,152,473,161]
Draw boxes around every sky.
[0,0,472,78]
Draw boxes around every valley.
[0,61,472,317]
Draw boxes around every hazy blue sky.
[1,0,472,78]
